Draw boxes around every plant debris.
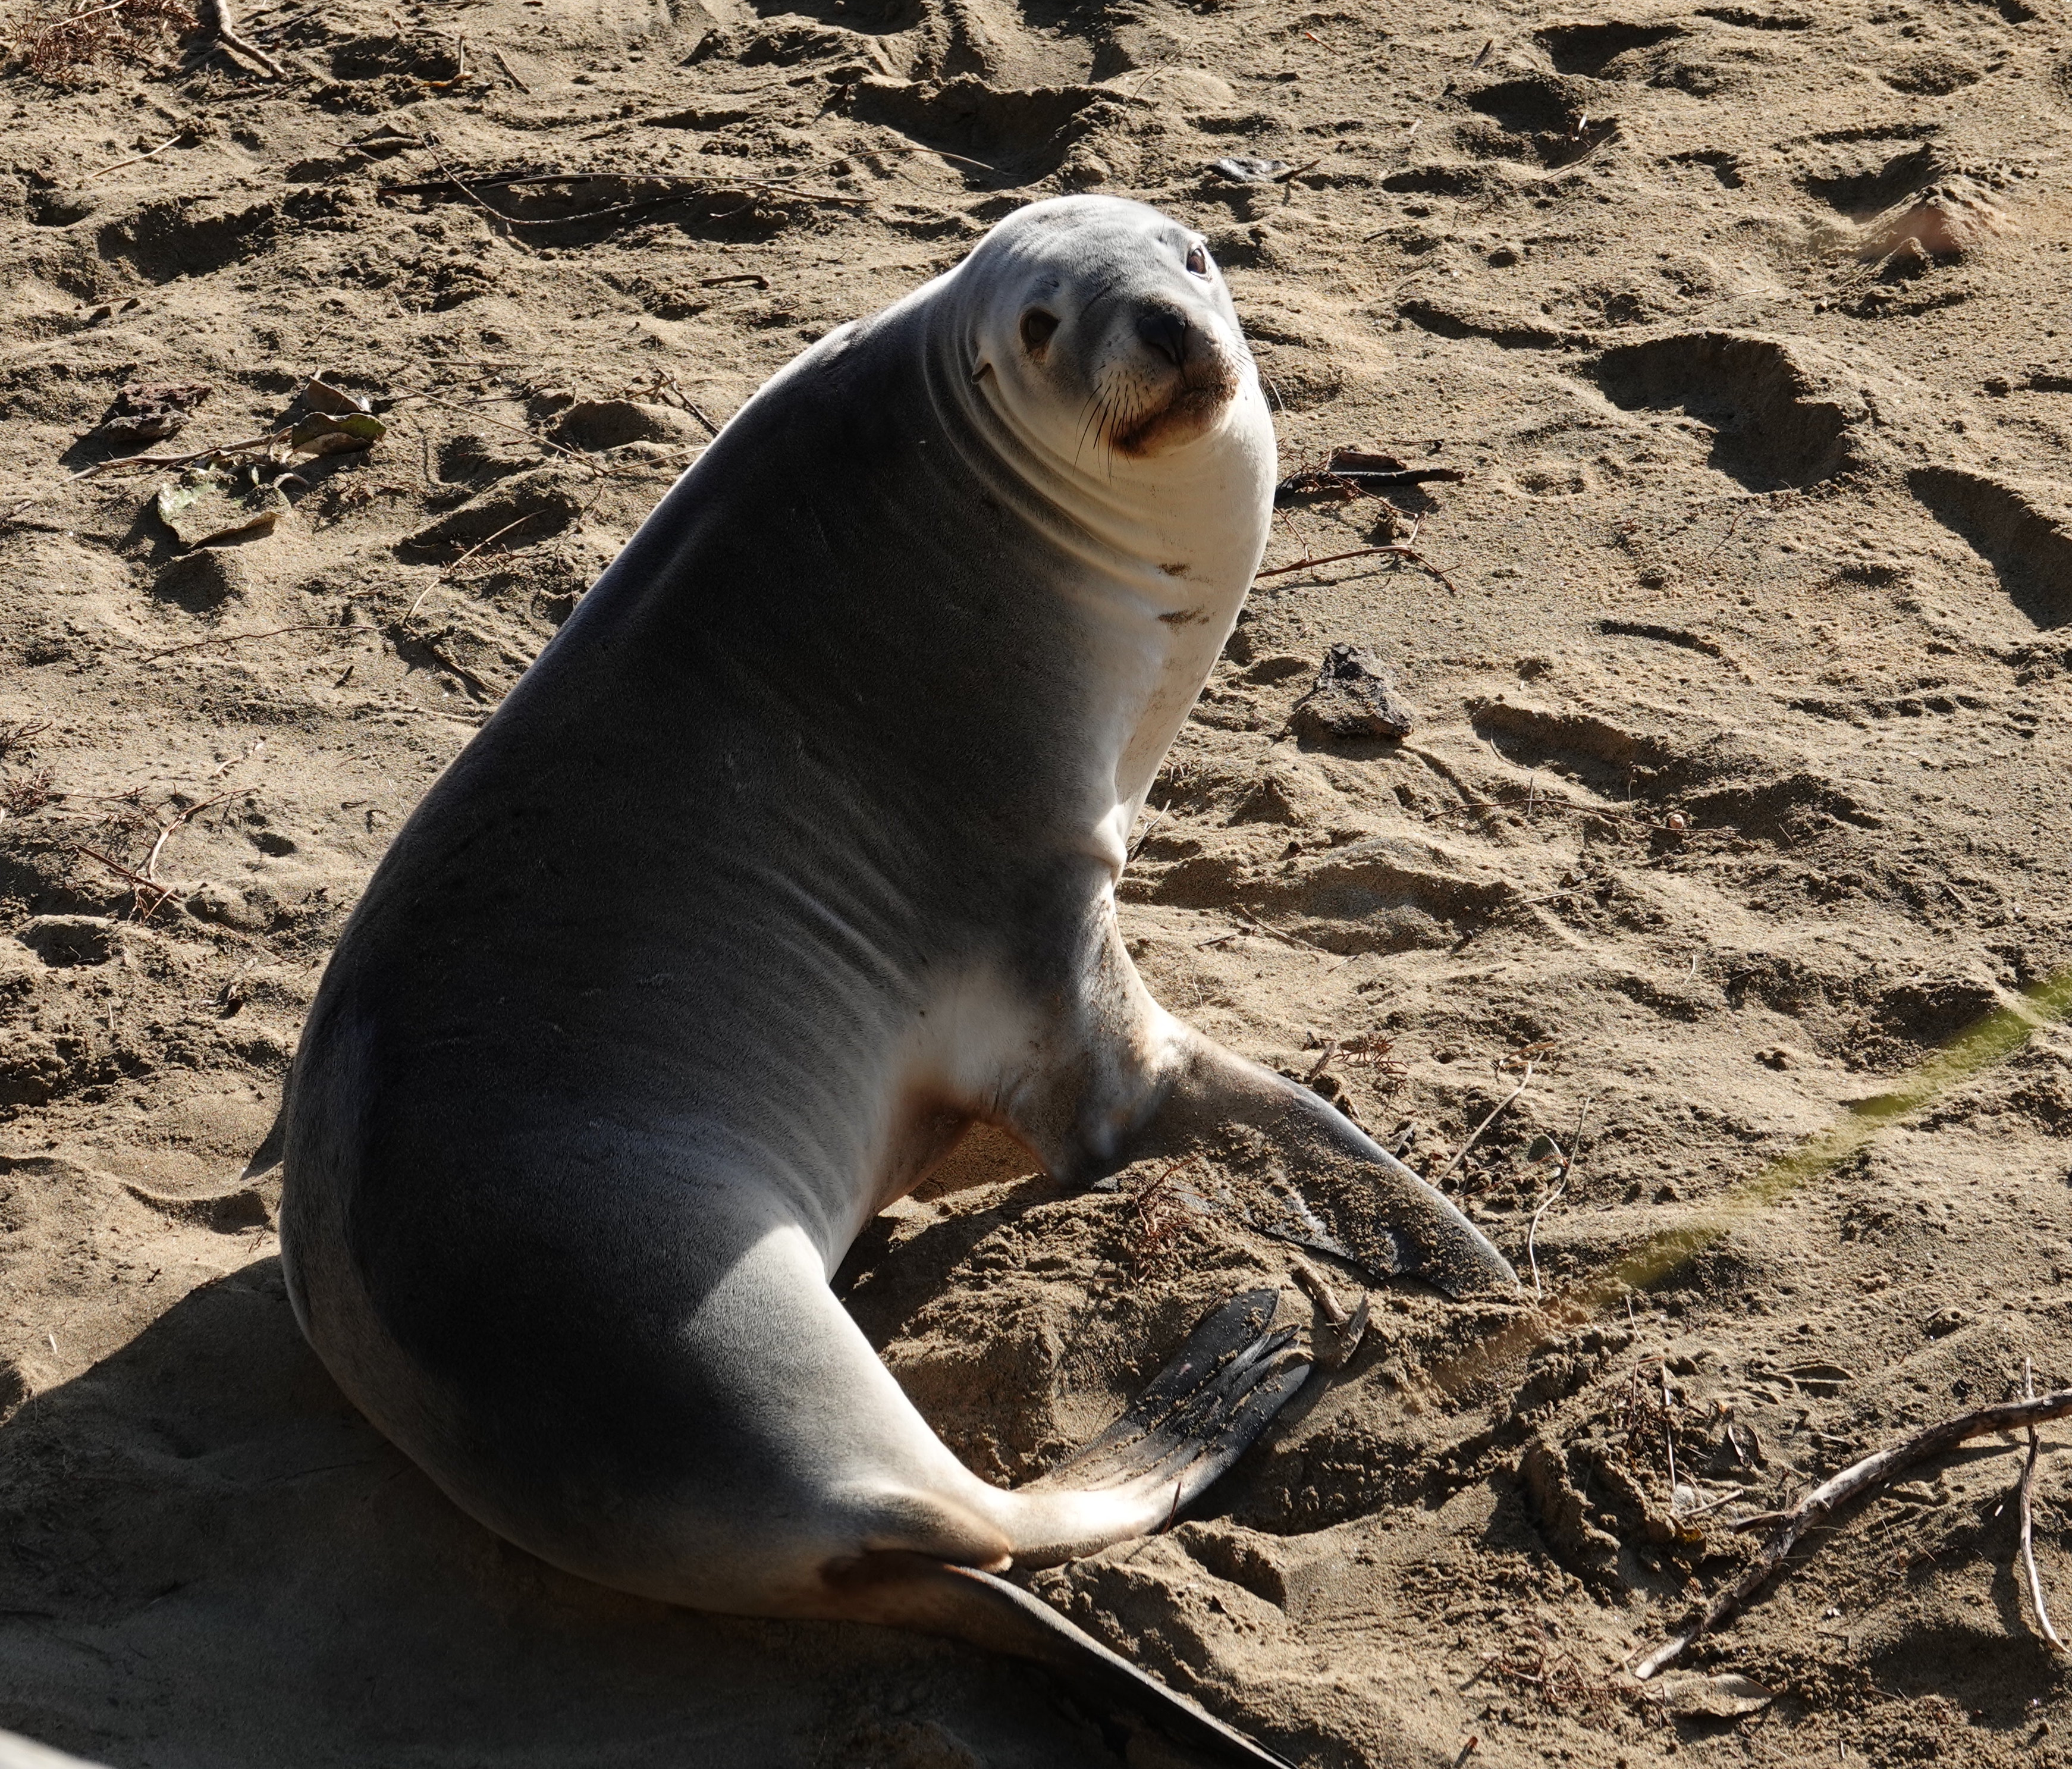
[1276,448,1468,504]
[155,469,287,547]
[17,0,196,81]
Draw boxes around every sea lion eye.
[1020,309,1060,353]
[1185,243,1210,277]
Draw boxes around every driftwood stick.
[2020,1361,2066,1652]
[1633,1386,2072,1678]
[199,0,286,76]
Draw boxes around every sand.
[2,0,2070,1761]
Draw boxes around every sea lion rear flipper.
[1130,1039,1520,1300]
[831,1554,1300,1768]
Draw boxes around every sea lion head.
[961,196,1257,466]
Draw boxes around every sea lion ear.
[970,357,994,384]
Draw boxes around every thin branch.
[1527,1096,1593,1298]
[1291,1259,1370,1370]
[138,621,369,664]
[85,127,190,181]
[1257,544,1412,578]
[1,431,286,523]
[142,792,231,885]
[406,511,536,616]
[1254,540,1461,594]
[1660,1354,1680,1502]
[2021,1360,2065,1652]
[1525,1178,1565,1300]
[1432,1061,1534,1187]
[197,0,285,76]
[1633,1385,2072,1677]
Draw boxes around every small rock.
[1289,644,1416,739]
[1057,148,1110,189]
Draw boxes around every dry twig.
[138,621,369,665]
[75,792,233,919]
[1431,1060,1535,1187]
[0,720,49,761]
[2020,1359,2065,1652]
[406,512,536,616]
[1128,1158,1195,1276]
[0,771,56,816]
[84,125,191,181]
[1291,1260,1370,1369]
[1525,1096,1591,1298]
[1255,525,1462,594]
[1525,1177,1565,1299]
[1,429,287,523]
[18,0,194,80]
[1634,1385,2072,1677]
[195,0,283,74]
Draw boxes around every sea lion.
[258,195,1516,1765]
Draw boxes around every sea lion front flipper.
[1131,1039,1520,1300]
[992,1287,1310,1567]
[1026,1286,1308,1503]
[828,1554,1299,1768]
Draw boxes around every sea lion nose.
[1135,307,1191,368]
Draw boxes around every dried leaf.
[288,411,387,456]
[155,472,287,547]
[302,377,373,416]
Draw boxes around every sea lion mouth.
[1106,350,1243,459]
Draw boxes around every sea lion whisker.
[1074,390,1107,466]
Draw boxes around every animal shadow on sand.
[0,1260,1119,1768]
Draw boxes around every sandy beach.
[3,0,2071,1761]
